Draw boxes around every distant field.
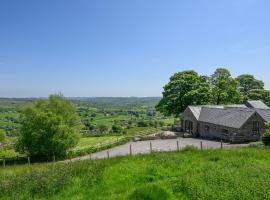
[93,114,128,126]
[74,136,124,150]
[1,148,270,199]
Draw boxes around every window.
[221,129,229,135]
[205,125,210,132]
[253,121,260,134]
[185,120,193,133]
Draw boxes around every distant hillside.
[0,97,161,109]
[69,97,161,107]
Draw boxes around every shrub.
[262,122,270,146]
[111,125,122,133]
[137,121,148,127]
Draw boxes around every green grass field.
[74,136,124,150]
[1,147,270,200]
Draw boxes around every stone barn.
[181,100,270,143]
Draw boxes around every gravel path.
[70,138,248,162]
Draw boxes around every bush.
[111,125,122,133]
[262,132,270,146]
[262,122,270,146]
[137,121,148,127]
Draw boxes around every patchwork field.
[0,147,270,200]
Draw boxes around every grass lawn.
[1,147,270,200]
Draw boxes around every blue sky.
[0,0,270,97]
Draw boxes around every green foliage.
[1,148,270,199]
[137,120,149,127]
[247,89,270,107]
[96,124,109,134]
[210,68,243,105]
[262,122,270,146]
[111,124,122,133]
[0,129,6,142]
[156,70,211,116]
[0,161,105,199]
[236,74,264,98]
[129,185,173,200]
[16,94,83,158]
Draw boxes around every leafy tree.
[247,89,270,106]
[137,120,149,127]
[236,74,264,99]
[210,68,243,105]
[16,94,83,158]
[156,70,211,116]
[111,125,122,133]
[96,124,109,134]
[0,129,6,142]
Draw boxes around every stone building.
[181,100,270,143]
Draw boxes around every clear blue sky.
[0,0,270,97]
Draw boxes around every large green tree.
[210,68,243,105]
[156,70,211,116]
[236,74,264,99]
[247,89,270,107]
[16,94,83,158]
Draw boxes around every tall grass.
[1,147,270,200]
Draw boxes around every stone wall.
[198,121,238,142]
[231,113,266,143]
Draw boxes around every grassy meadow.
[1,147,270,200]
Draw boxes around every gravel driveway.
[70,138,248,162]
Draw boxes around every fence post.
[28,156,30,165]
[89,154,92,160]
[221,140,223,149]
[107,151,110,159]
[150,142,152,153]
[177,140,179,151]
[130,144,132,156]
[200,141,203,151]
[53,155,56,163]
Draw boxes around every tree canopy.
[16,94,83,158]
[247,89,270,107]
[209,68,243,105]
[236,74,264,98]
[156,70,211,116]
[157,68,268,116]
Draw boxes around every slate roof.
[186,100,270,129]
[198,107,255,129]
[188,106,202,120]
[255,109,270,122]
[246,100,270,109]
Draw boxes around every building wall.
[181,108,199,137]
[231,113,266,143]
[198,113,266,143]
[198,121,238,142]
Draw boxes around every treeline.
[157,68,269,116]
